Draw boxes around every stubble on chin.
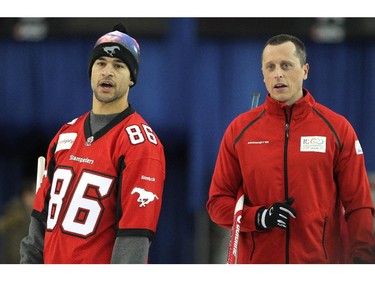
[93,90,122,104]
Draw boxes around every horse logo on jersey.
[131,187,159,207]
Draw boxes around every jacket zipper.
[283,106,293,264]
[322,217,328,260]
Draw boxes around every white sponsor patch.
[355,140,363,155]
[56,133,77,152]
[300,136,326,153]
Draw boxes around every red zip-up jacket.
[207,89,375,263]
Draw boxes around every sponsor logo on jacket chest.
[300,136,326,153]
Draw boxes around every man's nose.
[274,66,283,78]
[102,65,114,76]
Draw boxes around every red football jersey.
[32,106,165,263]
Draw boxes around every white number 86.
[125,124,157,145]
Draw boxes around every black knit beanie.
[88,23,140,86]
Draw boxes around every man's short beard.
[94,90,124,103]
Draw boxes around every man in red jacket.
[207,34,375,263]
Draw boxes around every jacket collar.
[264,88,316,119]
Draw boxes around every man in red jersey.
[207,34,375,264]
[20,23,166,264]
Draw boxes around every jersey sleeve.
[116,123,166,239]
[32,120,75,222]
[32,130,61,223]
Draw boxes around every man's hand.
[256,198,296,230]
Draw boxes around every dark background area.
[2,18,375,40]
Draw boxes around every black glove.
[256,198,296,230]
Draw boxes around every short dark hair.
[263,34,307,66]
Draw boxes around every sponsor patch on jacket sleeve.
[300,136,326,153]
[355,140,363,155]
[56,133,77,152]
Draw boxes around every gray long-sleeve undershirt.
[20,216,149,263]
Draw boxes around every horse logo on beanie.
[103,46,120,56]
